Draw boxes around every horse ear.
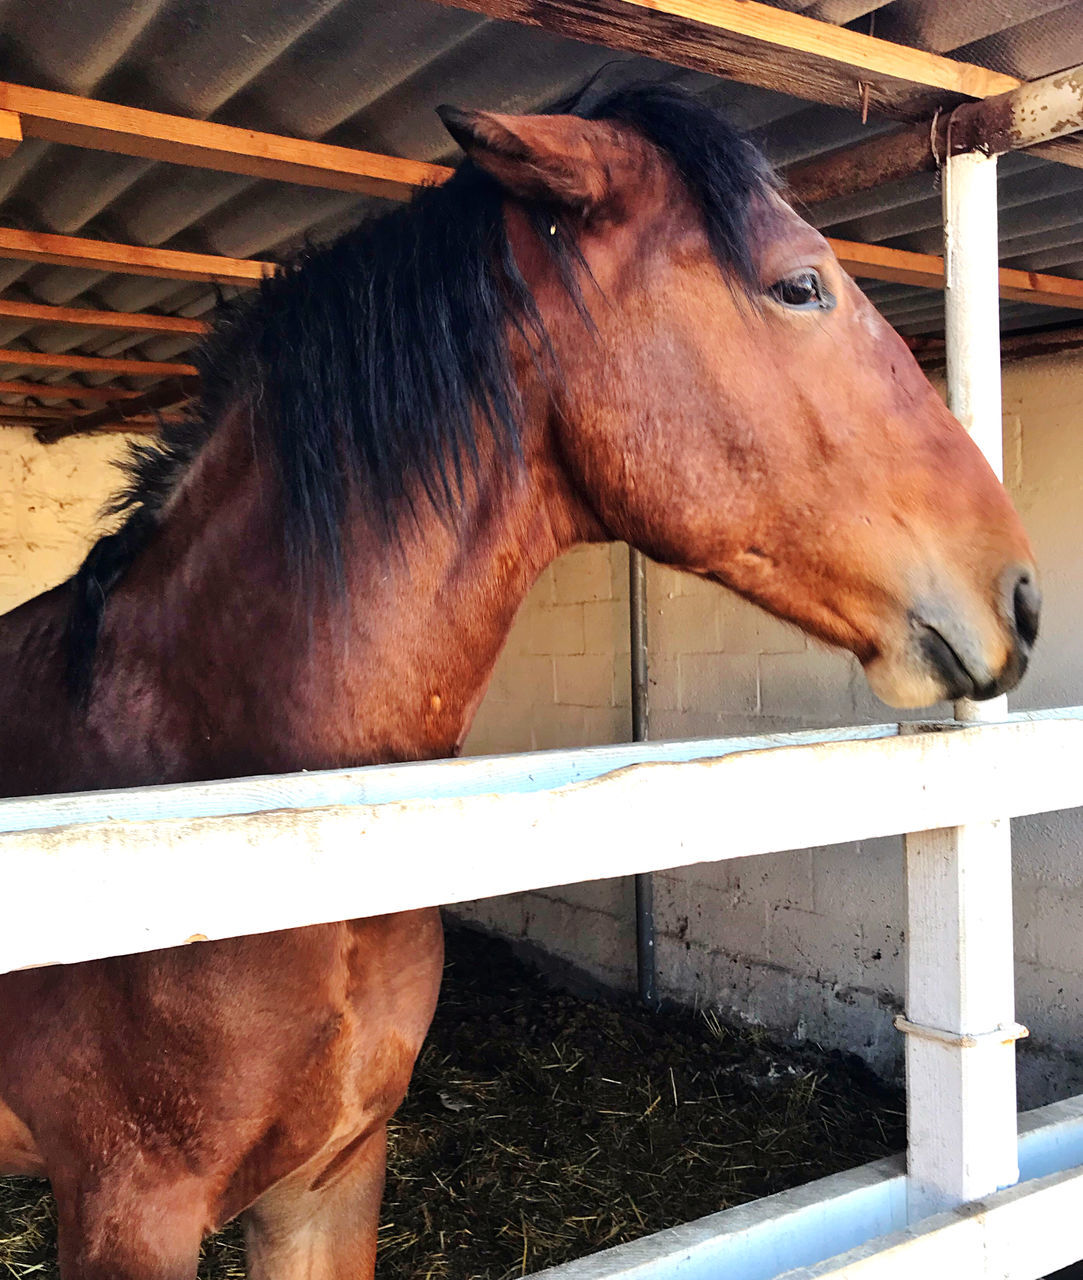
[436,105,611,211]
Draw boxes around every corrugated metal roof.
[0,0,1079,408]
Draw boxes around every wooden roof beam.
[432,0,1019,121]
[0,228,271,286]
[0,297,208,335]
[0,81,452,201]
[788,64,1083,205]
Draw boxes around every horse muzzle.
[864,564,1040,709]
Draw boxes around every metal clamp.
[894,1015,1029,1048]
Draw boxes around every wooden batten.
[0,347,198,377]
[0,297,208,335]
[0,228,271,286]
[0,81,452,200]
[829,239,1083,311]
[0,108,21,158]
[0,378,144,402]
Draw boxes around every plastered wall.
[0,426,137,614]
[2,353,1081,1104]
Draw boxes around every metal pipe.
[629,546,656,1007]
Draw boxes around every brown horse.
[0,86,1037,1279]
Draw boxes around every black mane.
[65,85,772,699]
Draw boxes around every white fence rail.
[4,707,1083,1278]
[2,710,1081,974]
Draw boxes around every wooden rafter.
[0,228,271,286]
[0,348,198,377]
[0,378,143,402]
[33,377,196,444]
[432,0,1018,121]
[0,81,452,200]
[0,297,208,335]
[829,239,1083,311]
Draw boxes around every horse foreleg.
[53,1168,208,1280]
[243,1123,388,1280]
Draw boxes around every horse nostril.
[1013,572,1041,650]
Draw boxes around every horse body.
[0,288,599,1277]
[0,86,1038,1278]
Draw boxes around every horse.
[0,84,1038,1279]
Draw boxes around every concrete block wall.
[458,350,1083,1107]
[463,544,639,991]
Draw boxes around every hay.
[0,927,904,1278]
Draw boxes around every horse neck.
[87,398,595,784]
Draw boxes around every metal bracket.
[894,1015,1029,1048]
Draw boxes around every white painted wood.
[528,1095,1083,1280]
[0,724,897,834]
[3,715,1083,975]
[6,709,1080,837]
[903,822,1019,1219]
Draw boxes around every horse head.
[442,90,1038,710]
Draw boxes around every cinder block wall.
[460,350,1083,1108]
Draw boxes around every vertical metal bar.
[629,547,649,743]
[629,546,656,1007]
[902,146,1020,1223]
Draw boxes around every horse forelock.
[64,83,772,702]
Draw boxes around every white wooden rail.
[1,711,1081,975]
[4,708,1083,1279]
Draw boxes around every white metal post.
[902,148,1022,1222]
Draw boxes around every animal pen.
[2,3,1083,1279]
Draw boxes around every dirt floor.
[1,925,906,1279]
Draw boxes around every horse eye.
[768,269,835,311]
